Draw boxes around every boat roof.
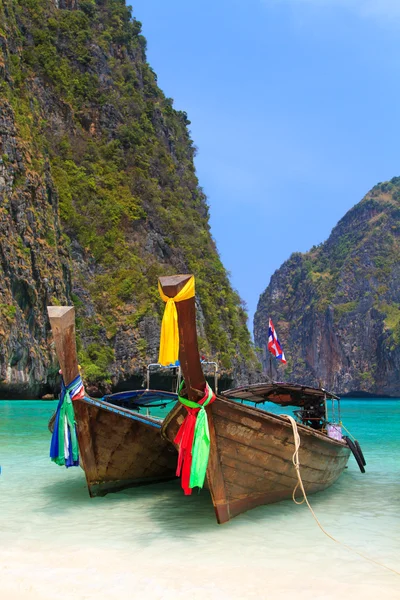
[221,382,339,407]
[102,389,178,407]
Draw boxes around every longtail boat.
[47,306,177,497]
[158,274,358,524]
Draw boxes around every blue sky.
[131,0,400,334]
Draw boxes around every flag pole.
[267,317,286,381]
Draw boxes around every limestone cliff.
[254,179,400,396]
[0,0,258,398]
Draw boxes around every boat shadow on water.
[39,468,359,538]
[40,476,222,533]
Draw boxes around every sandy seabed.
[1,544,399,600]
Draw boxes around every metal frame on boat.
[159,274,353,524]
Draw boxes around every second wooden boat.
[47,306,177,497]
[158,274,353,524]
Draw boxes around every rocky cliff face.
[0,0,258,398]
[0,98,70,397]
[254,179,400,396]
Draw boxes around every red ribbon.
[174,384,215,495]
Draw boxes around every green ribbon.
[178,381,215,490]
[55,386,79,466]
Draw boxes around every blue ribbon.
[49,375,82,468]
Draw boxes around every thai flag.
[268,318,286,363]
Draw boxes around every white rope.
[282,414,400,577]
[339,421,356,440]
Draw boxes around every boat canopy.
[102,389,178,408]
[221,382,339,407]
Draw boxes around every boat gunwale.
[79,395,164,427]
[162,394,348,449]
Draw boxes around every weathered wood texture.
[158,275,350,524]
[47,306,79,386]
[162,397,350,523]
[47,305,177,497]
[158,275,205,400]
[73,400,177,496]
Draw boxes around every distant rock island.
[255,178,400,397]
[0,0,258,398]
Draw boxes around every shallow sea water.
[0,399,399,599]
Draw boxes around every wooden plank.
[158,275,205,400]
[213,417,340,472]
[216,430,347,485]
[212,402,347,463]
[212,397,346,456]
[206,402,229,524]
[220,450,297,488]
[73,398,177,496]
[47,306,79,387]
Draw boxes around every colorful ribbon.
[174,380,216,495]
[158,275,195,366]
[49,374,84,468]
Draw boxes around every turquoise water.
[0,399,399,599]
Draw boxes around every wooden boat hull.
[73,396,177,497]
[162,396,350,523]
[46,305,178,497]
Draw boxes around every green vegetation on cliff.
[0,0,257,391]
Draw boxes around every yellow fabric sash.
[158,276,195,366]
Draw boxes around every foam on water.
[0,399,399,599]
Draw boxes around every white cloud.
[271,0,400,20]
